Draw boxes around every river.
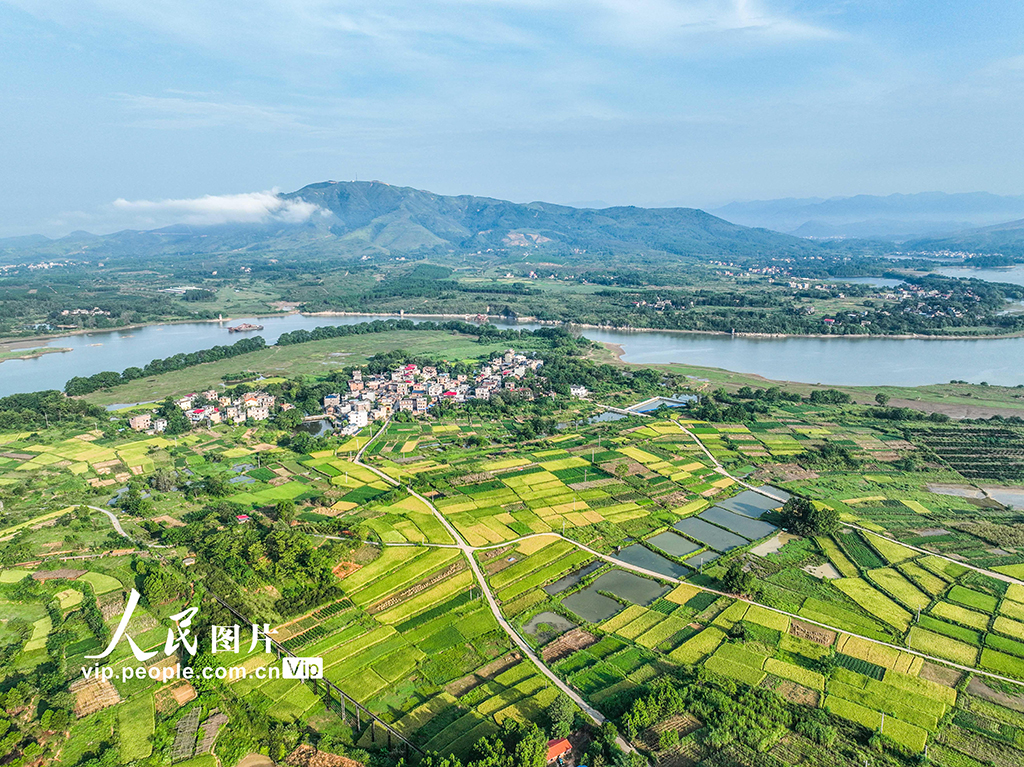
[3,311,1024,397]
[930,265,1024,288]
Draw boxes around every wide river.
[4,310,1024,396]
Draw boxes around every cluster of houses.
[128,390,283,432]
[322,350,545,436]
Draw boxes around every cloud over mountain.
[110,190,325,227]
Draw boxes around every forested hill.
[1,181,823,262]
[280,180,821,258]
[905,217,1024,257]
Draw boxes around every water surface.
[717,488,790,518]
[674,517,748,551]
[699,507,777,540]
[7,310,1024,395]
[646,531,701,558]
[614,544,692,579]
[931,265,1024,288]
[589,570,668,604]
[544,562,602,595]
[562,589,623,623]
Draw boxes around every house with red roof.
[546,738,572,764]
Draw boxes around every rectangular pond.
[699,506,777,541]
[717,487,790,518]
[674,517,748,552]
[614,544,691,579]
[684,550,721,568]
[590,569,669,605]
[544,562,603,595]
[646,531,701,558]
[562,589,624,623]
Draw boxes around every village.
[125,349,553,436]
[323,349,547,436]
[128,390,281,432]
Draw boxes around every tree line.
[63,336,268,395]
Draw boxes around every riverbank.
[593,341,1024,419]
[0,346,71,364]
[4,307,1024,345]
[307,311,1024,341]
[0,316,233,346]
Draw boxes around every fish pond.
[544,562,603,595]
[522,611,577,644]
[646,531,702,558]
[717,487,790,518]
[698,506,777,540]
[674,517,748,552]
[614,544,692,579]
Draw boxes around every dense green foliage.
[64,336,267,395]
[0,390,104,429]
[779,497,840,536]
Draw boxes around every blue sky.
[2,0,1024,236]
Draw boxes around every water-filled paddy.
[674,517,748,551]
[562,589,623,623]
[614,544,691,579]
[717,488,790,518]
[646,531,701,558]
[699,506,777,540]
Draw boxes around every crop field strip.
[336,410,1024,759]
[14,405,1024,764]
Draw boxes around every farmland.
[3,337,1024,767]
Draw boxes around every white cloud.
[110,190,325,226]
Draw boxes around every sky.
[2,0,1024,236]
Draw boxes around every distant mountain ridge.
[905,216,1024,256]
[0,180,820,261]
[712,192,1024,241]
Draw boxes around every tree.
[511,721,546,767]
[150,468,179,493]
[199,474,230,498]
[721,560,756,596]
[274,408,303,429]
[275,500,297,525]
[119,482,149,515]
[546,693,576,738]
[874,392,890,406]
[157,397,191,434]
[779,497,839,536]
[798,441,859,471]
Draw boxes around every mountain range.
[0,181,819,263]
[5,183,1024,263]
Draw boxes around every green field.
[117,694,154,762]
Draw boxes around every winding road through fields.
[353,420,621,739]
[345,411,1024,719]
